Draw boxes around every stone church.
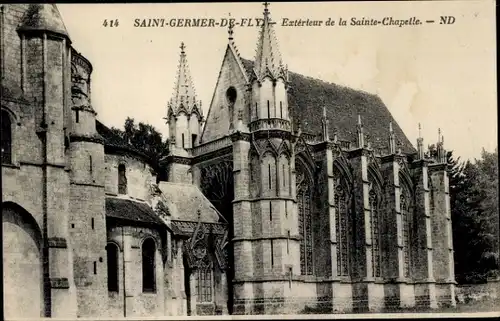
[1,3,456,319]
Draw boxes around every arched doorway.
[2,203,44,318]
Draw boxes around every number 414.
[103,19,119,27]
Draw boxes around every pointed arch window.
[369,189,382,278]
[1,110,12,164]
[197,267,213,302]
[142,238,156,292]
[400,189,412,278]
[297,163,313,275]
[118,164,127,195]
[106,243,119,292]
[334,168,351,277]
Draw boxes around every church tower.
[164,43,202,183]
[231,3,300,314]
[67,48,109,317]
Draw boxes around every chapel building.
[1,3,455,318]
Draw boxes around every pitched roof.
[240,59,416,154]
[105,197,164,226]
[157,182,224,223]
[18,4,70,39]
[95,120,156,167]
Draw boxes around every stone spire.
[253,2,287,80]
[357,114,365,148]
[168,42,201,118]
[417,123,425,160]
[389,122,396,154]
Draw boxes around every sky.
[57,1,497,161]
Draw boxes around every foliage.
[449,148,499,284]
[110,117,169,181]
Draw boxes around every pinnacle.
[168,42,201,118]
[253,2,286,80]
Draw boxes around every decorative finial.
[357,114,362,125]
[228,13,234,40]
[438,128,441,142]
[263,1,270,14]
[418,123,422,138]
[323,106,327,118]
[180,42,185,54]
[389,121,393,133]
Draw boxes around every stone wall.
[104,153,155,201]
[455,280,500,304]
[107,224,166,317]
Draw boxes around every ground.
[301,297,500,314]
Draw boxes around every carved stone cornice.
[428,162,448,172]
[252,129,292,141]
[166,155,192,166]
[69,133,104,144]
[230,131,251,142]
[410,159,430,169]
[193,146,232,165]
[380,153,408,165]
[348,147,371,159]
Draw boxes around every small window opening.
[118,164,127,195]
[271,240,274,267]
[191,134,197,147]
[226,87,237,104]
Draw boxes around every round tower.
[68,48,109,317]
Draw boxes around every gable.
[200,45,249,143]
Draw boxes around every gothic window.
[1,110,12,164]
[400,189,412,278]
[334,168,351,277]
[142,238,156,292]
[249,152,260,197]
[197,267,213,302]
[107,243,119,292]
[369,189,382,278]
[297,163,313,275]
[118,164,127,195]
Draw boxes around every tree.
[449,147,499,283]
[474,148,499,276]
[111,117,169,181]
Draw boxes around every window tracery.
[369,189,382,278]
[400,187,412,278]
[296,162,313,275]
[334,167,351,277]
